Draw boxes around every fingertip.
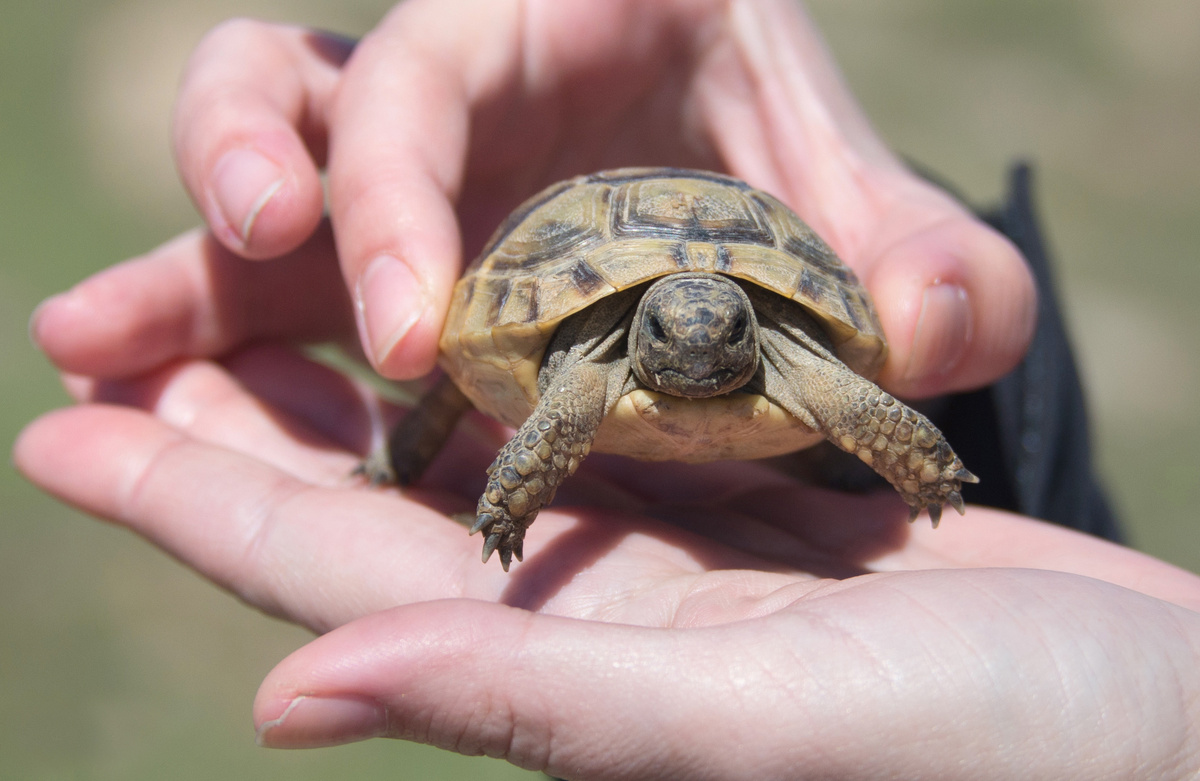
[11,410,54,481]
[173,19,336,260]
[335,184,460,380]
[27,239,198,378]
[903,282,973,386]
[28,292,61,353]
[872,219,1037,397]
[29,280,117,375]
[254,695,390,749]
[204,138,324,260]
[11,405,152,501]
[353,254,441,379]
[252,600,531,748]
[60,373,96,402]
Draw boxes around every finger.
[326,0,709,379]
[81,343,485,500]
[22,352,724,626]
[864,198,1038,397]
[12,400,752,631]
[12,404,489,631]
[708,0,1037,396]
[29,223,354,379]
[883,508,1200,612]
[83,350,366,483]
[327,0,534,378]
[253,599,710,770]
[174,19,351,258]
[255,579,1200,778]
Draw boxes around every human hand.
[160,0,1035,400]
[252,556,1200,780]
[17,233,1200,779]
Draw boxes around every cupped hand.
[23,4,1163,776]
[17,228,1200,780]
[160,0,1033,398]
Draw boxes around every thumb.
[249,582,1200,780]
[252,599,758,779]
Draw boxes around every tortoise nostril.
[648,314,667,343]
[728,314,747,344]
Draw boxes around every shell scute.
[611,176,773,246]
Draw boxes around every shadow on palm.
[214,340,924,612]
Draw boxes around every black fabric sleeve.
[934,163,1121,541]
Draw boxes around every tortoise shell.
[439,167,887,461]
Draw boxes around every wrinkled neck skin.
[628,273,760,399]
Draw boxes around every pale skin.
[18,0,1200,777]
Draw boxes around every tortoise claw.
[353,450,397,487]
[947,490,965,516]
[956,468,980,484]
[469,513,493,535]
[475,517,525,571]
[928,503,943,529]
[482,532,502,564]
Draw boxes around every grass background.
[3,0,1198,777]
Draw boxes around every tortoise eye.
[728,314,747,344]
[647,314,668,343]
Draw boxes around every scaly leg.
[472,361,611,570]
[757,301,977,525]
[357,376,472,486]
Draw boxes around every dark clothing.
[937,163,1120,541]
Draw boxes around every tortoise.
[373,167,977,570]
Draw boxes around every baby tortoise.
[369,168,976,569]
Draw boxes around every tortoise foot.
[360,376,471,487]
[826,390,978,528]
[470,428,570,570]
[469,509,528,572]
[902,460,979,528]
[469,361,605,570]
[353,448,397,487]
[879,409,978,527]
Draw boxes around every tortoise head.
[628,273,759,398]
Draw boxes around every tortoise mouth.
[644,367,748,399]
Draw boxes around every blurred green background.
[3,0,1198,777]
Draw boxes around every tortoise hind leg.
[357,376,473,486]
[473,361,611,570]
[756,302,977,524]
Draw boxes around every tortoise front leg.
[472,361,610,570]
[758,316,977,525]
[807,371,977,525]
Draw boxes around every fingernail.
[29,291,85,350]
[28,295,59,348]
[905,284,972,381]
[256,695,389,749]
[355,254,425,369]
[210,148,286,246]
